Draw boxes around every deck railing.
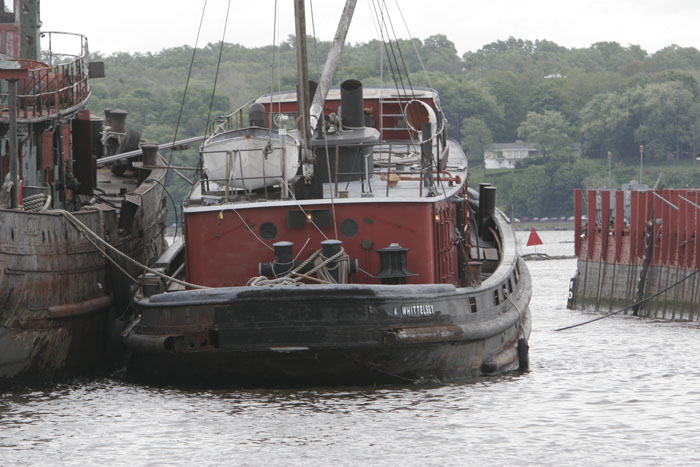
[0,32,91,121]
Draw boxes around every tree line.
[86,34,700,220]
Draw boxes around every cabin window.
[0,1,13,23]
[468,296,477,313]
[501,283,508,300]
[288,210,331,229]
[507,277,513,294]
[493,289,500,306]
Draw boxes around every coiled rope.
[22,193,50,212]
[246,247,350,286]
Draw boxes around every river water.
[2,230,700,466]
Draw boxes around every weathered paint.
[0,167,167,381]
[571,188,700,320]
[184,199,458,287]
[128,211,532,386]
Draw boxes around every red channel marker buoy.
[527,228,543,246]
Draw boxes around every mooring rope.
[58,210,209,290]
[555,267,700,331]
[246,247,349,286]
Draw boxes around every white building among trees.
[484,142,540,169]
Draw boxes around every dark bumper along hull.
[126,270,532,386]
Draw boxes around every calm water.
[3,231,700,466]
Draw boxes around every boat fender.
[517,337,529,371]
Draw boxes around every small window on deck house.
[0,1,14,23]
[468,296,477,313]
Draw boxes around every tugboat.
[0,1,168,382]
[123,0,531,386]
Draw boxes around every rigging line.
[227,208,275,251]
[555,267,700,332]
[285,189,331,240]
[147,177,181,241]
[369,0,400,96]
[369,0,413,148]
[393,0,432,90]
[381,0,415,97]
[309,0,321,79]
[374,1,410,100]
[321,122,340,239]
[276,3,282,119]
[366,0,382,39]
[203,0,232,137]
[269,0,278,139]
[58,210,208,289]
[164,0,208,191]
[369,0,420,153]
[294,236,312,261]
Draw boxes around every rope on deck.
[246,247,350,286]
[58,209,209,290]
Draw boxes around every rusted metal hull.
[0,168,167,383]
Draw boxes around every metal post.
[308,0,357,132]
[294,0,313,183]
[56,120,67,210]
[8,79,19,209]
[607,151,612,189]
[639,145,644,184]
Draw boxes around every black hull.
[127,341,514,387]
[125,264,532,386]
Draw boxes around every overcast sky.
[41,0,700,57]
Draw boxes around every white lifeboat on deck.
[201,126,300,191]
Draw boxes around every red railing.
[0,32,91,121]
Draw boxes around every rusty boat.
[123,0,531,386]
[0,1,168,382]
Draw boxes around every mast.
[294,0,357,185]
[308,0,357,130]
[293,0,313,183]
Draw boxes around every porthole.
[259,222,278,240]
[340,218,359,238]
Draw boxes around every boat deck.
[185,139,467,210]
